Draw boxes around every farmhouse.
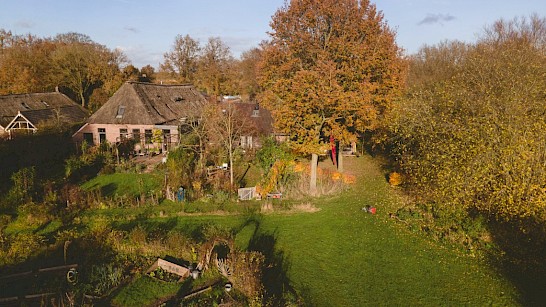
[72,81,206,154]
[0,91,88,138]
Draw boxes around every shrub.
[388,172,402,186]
[2,232,45,266]
[256,137,294,174]
[85,263,124,296]
[129,225,148,246]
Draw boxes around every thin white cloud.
[117,44,163,68]
[124,26,139,33]
[15,20,35,28]
[417,13,456,26]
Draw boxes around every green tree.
[161,34,201,83]
[196,37,234,98]
[259,0,405,194]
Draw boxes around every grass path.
[249,155,518,306]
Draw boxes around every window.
[144,129,152,144]
[98,128,106,144]
[240,136,253,148]
[132,129,141,143]
[162,129,170,144]
[119,128,128,140]
[116,105,126,119]
[83,133,94,145]
[252,104,260,117]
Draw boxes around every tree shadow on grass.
[111,215,179,233]
[487,218,546,306]
[240,215,309,306]
[100,183,117,197]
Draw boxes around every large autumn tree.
[195,37,235,98]
[259,0,405,194]
[52,33,128,108]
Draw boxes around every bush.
[389,17,546,225]
[129,225,148,246]
[85,263,124,296]
[1,232,45,266]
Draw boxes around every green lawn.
[81,156,519,305]
[233,156,518,305]
[81,172,162,197]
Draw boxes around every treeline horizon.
[0,30,261,111]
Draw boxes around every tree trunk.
[229,153,234,188]
[79,90,86,109]
[310,153,318,196]
[198,137,204,171]
[228,138,234,188]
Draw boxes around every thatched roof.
[0,91,87,128]
[88,81,206,125]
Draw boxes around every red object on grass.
[370,207,377,214]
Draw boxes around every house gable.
[6,112,37,132]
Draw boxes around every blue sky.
[1,1,545,68]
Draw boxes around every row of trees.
[160,35,261,100]
[0,31,131,110]
[0,29,262,110]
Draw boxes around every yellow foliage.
[388,172,403,186]
[192,180,202,191]
[294,162,305,172]
[331,172,342,181]
[342,174,356,184]
[257,160,285,196]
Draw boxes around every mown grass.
[258,156,517,305]
[81,173,162,197]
